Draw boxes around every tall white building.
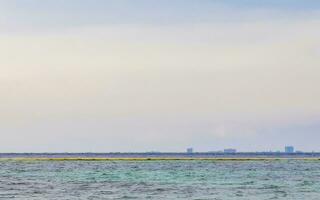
[187,148,193,154]
[285,146,294,153]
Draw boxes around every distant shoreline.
[1,152,320,157]
[1,152,320,161]
[1,157,320,161]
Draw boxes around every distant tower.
[187,148,193,154]
[285,146,294,153]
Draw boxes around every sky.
[1,0,320,152]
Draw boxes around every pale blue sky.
[0,1,320,152]
[1,0,320,30]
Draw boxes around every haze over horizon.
[1,0,320,152]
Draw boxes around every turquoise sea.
[1,159,320,199]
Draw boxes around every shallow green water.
[0,160,320,199]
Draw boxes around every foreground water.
[1,160,320,199]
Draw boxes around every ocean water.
[1,160,320,199]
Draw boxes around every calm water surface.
[0,160,320,199]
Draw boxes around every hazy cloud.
[0,1,320,152]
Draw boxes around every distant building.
[285,146,294,153]
[224,149,237,153]
[187,148,193,154]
